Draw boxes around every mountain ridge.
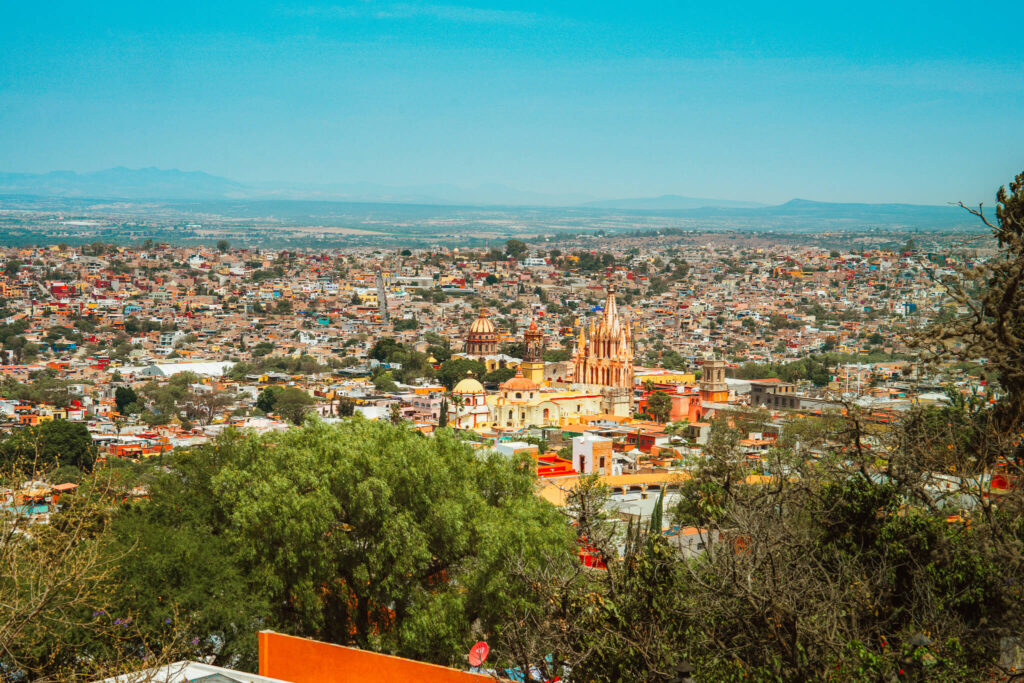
[0,168,971,230]
[583,194,765,210]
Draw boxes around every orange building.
[258,631,491,683]
[699,358,729,404]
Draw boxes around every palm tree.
[448,392,465,428]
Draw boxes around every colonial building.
[572,284,634,416]
[487,387,604,430]
[449,373,489,429]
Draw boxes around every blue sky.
[1,1,1022,204]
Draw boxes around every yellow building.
[637,371,696,385]
[487,370,604,430]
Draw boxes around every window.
[516,392,522,399]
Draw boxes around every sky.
[1,1,1022,205]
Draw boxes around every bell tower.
[700,358,729,403]
[520,319,545,383]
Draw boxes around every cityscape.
[2,1,1024,682]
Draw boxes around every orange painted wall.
[669,393,701,423]
[258,631,492,683]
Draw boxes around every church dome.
[469,315,496,335]
[500,369,539,392]
[453,375,485,394]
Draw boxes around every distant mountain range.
[582,194,765,210]
[0,168,248,200]
[0,167,771,208]
[0,168,597,206]
[0,167,977,229]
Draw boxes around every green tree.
[112,420,572,668]
[369,337,405,362]
[216,239,230,253]
[0,466,191,680]
[114,386,138,414]
[273,387,315,424]
[499,341,527,359]
[1,420,97,472]
[393,317,419,331]
[372,371,399,393]
[483,367,516,385]
[496,480,685,680]
[543,348,571,363]
[646,390,672,423]
[436,357,486,390]
[255,386,282,414]
[505,239,528,259]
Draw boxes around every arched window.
[508,409,513,420]
[543,408,549,420]
[516,392,522,399]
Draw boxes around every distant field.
[0,193,986,250]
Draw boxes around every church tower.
[572,283,634,416]
[520,319,545,383]
[700,357,729,403]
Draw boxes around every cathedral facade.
[572,284,635,416]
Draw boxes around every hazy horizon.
[2,1,1022,206]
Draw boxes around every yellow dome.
[453,376,485,394]
[469,314,496,335]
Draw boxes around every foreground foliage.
[108,418,573,670]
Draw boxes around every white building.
[449,375,489,429]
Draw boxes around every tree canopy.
[107,419,572,669]
[0,420,97,472]
[436,357,486,390]
[646,390,672,423]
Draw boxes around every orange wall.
[258,631,492,683]
[586,439,613,476]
